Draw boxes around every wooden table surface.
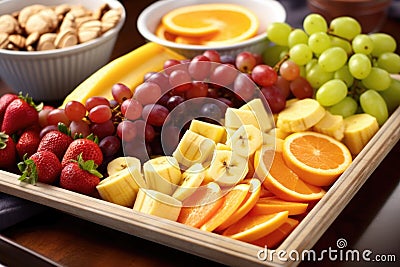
[1,1,400,266]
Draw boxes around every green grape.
[352,34,374,55]
[318,47,348,72]
[348,53,372,79]
[380,78,400,113]
[306,63,334,89]
[334,66,354,87]
[299,65,306,78]
[305,58,318,73]
[262,45,288,66]
[308,32,331,54]
[303,13,328,35]
[267,22,292,46]
[361,67,391,91]
[370,33,397,57]
[288,29,309,48]
[316,79,348,106]
[328,96,358,118]
[359,89,388,125]
[289,44,313,66]
[329,16,361,41]
[377,52,400,74]
[330,36,353,56]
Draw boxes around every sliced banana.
[133,188,182,221]
[227,124,263,158]
[207,150,249,186]
[96,166,145,207]
[107,156,142,176]
[312,111,345,141]
[189,119,226,143]
[172,129,215,169]
[172,163,206,201]
[224,108,260,130]
[143,156,182,195]
[239,98,274,133]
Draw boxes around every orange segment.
[256,148,326,202]
[250,218,299,248]
[177,182,224,228]
[222,211,289,242]
[249,196,308,216]
[200,183,250,232]
[282,131,353,186]
[215,178,261,231]
[160,4,259,45]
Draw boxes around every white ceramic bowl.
[137,0,286,58]
[0,0,126,101]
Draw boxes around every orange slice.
[155,24,177,42]
[249,196,308,216]
[177,182,224,228]
[161,4,259,45]
[200,183,250,232]
[282,131,352,186]
[255,148,326,202]
[222,211,289,242]
[250,218,299,248]
[215,178,261,231]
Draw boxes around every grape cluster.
[265,13,400,125]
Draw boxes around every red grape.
[203,50,221,63]
[47,109,70,126]
[38,108,53,127]
[69,120,90,138]
[39,125,58,139]
[133,82,162,105]
[210,64,238,86]
[112,83,133,103]
[169,69,192,92]
[90,120,115,140]
[185,81,208,99]
[188,55,211,81]
[65,100,87,121]
[85,96,110,111]
[145,72,170,93]
[279,60,300,81]
[163,59,181,75]
[142,104,169,127]
[275,76,291,99]
[290,76,314,99]
[133,120,156,142]
[261,86,286,113]
[251,64,278,87]
[88,104,112,123]
[117,120,137,142]
[121,98,143,121]
[235,51,257,73]
[233,73,257,101]
[99,135,121,157]
[166,95,185,111]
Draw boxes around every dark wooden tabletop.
[1,1,400,266]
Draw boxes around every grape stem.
[273,53,290,72]
[326,30,351,43]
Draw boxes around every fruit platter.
[1,2,400,266]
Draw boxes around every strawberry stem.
[0,132,9,149]
[76,153,103,178]
[18,92,43,112]
[18,157,38,185]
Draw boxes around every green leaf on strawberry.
[18,92,43,112]
[17,156,38,185]
[75,153,103,178]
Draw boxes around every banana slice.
[207,150,249,186]
[172,163,206,201]
[133,188,182,221]
[107,156,142,176]
[96,166,146,207]
[277,98,326,132]
[227,125,263,158]
[239,98,274,133]
[224,108,260,130]
[172,130,215,169]
[312,111,345,141]
[143,156,182,195]
[189,119,226,143]
[343,113,379,155]
[216,143,231,151]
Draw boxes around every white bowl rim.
[137,0,286,51]
[0,0,126,57]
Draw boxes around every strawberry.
[0,132,16,169]
[37,123,73,160]
[60,154,102,195]
[0,93,18,125]
[16,127,41,159]
[1,94,42,135]
[18,150,61,185]
[61,136,103,168]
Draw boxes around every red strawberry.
[60,154,102,195]
[61,137,103,167]
[16,127,41,159]
[0,132,16,169]
[18,150,61,185]
[1,94,41,135]
[0,93,18,125]
[37,124,73,160]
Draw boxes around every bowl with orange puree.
[137,0,286,58]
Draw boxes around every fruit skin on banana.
[143,156,182,195]
[61,42,185,107]
[342,113,379,155]
[172,130,215,169]
[277,98,326,133]
[133,188,182,221]
[172,163,206,201]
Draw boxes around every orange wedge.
[222,211,289,242]
[215,178,262,231]
[249,196,308,216]
[178,182,224,228]
[200,183,250,232]
[250,218,299,248]
[282,132,352,186]
[255,148,326,202]
[160,3,259,45]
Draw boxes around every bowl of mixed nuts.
[0,0,125,101]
